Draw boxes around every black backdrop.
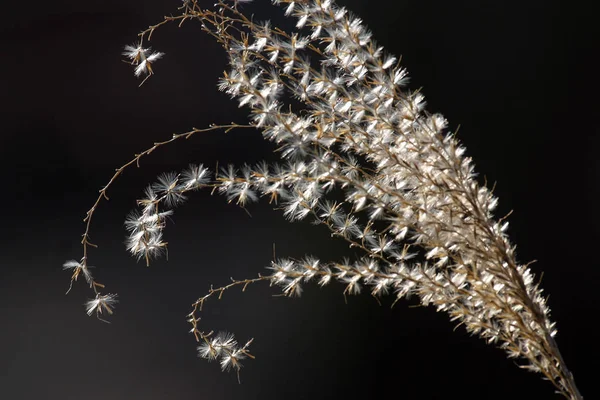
[1,0,595,399]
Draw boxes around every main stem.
[545,332,583,400]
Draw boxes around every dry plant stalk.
[63,0,582,397]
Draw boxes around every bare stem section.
[64,1,581,398]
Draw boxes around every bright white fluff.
[123,43,164,78]
[85,294,118,319]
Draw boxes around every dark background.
[1,0,595,399]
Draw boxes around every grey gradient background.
[1,0,595,399]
